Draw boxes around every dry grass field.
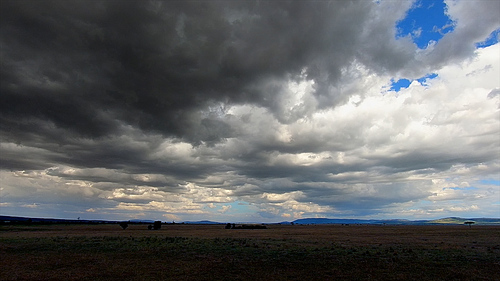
[1,223,499,280]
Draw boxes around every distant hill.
[129,219,155,223]
[292,218,409,225]
[291,217,500,225]
[182,220,223,224]
[426,217,500,225]
[1,215,499,225]
[0,215,118,224]
[0,216,168,224]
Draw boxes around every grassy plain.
[1,224,499,280]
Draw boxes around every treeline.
[0,216,121,225]
[225,223,267,229]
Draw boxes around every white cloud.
[219,205,232,213]
[21,203,38,209]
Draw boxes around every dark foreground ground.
[1,224,499,280]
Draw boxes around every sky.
[1,0,499,223]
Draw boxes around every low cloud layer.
[1,0,499,222]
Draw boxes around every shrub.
[153,221,162,230]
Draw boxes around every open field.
[1,224,499,280]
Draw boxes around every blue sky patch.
[389,73,438,92]
[396,0,455,49]
[416,73,438,85]
[390,78,411,92]
[479,179,500,186]
[227,201,254,213]
[448,186,478,191]
[476,28,500,48]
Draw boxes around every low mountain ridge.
[1,215,499,225]
[290,217,500,225]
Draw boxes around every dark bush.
[153,221,162,230]
[119,222,128,230]
[241,224,267,229]
[229,224,267,229]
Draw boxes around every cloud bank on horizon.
[1,0,499,222]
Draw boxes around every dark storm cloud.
[0,0,397,148]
